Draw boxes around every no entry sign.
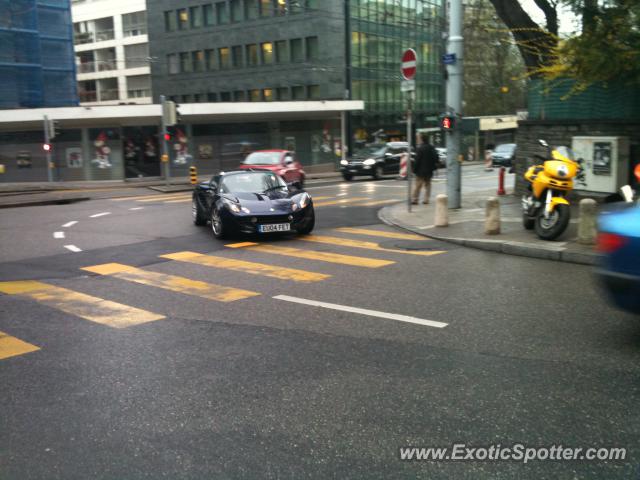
[401,49,417,80]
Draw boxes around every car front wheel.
[211,207,227,239]
[192,196,207,226]
[342,173,353,182]
[297,209,315,235]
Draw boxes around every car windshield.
[554,146,576,161]
[355,145,386,157]
[243,152,281,165]
[495,144,516,153]
[220,172,286,193]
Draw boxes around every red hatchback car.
[238,150,306,187]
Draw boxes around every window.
[180,52,192,72]
[290,38,303,62]
[194,93,203,102]
[164,11,176,31]
[123,11,146,37]
[219,47,230,69]
[292,85,305,100]
[233,90,246,101]
[261,42,273,64]
[275,0,286,15]
[167,54,179,74]
[216,2,228,23]
[177,8,188,29]
[276,87,289,100]
[124,43,149,69]
[275,40,288,63]
[308,84,320,99]
[192,50,205,72]
[207,92,217,102]
[182,94,192,103]
[220,91,231,101]
[246,44,258,66]
[127,74,151,97]
[230,0,243,22]
[245,0,259,19]
[203,4,214,25]
[305,36,318,61]
[190,6,202,28]
[260,0,272,17]
[205,49,216,70]
[263,88,274,101]
[232,45,243,68]
[249,89,261,101]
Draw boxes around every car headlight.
[291,203,299,211]
[241,207,251,214]
[555,164,569,178]
[363,158,376,166]
[299,193,310,209]
[223,199,240,213]
[340,159,348,166]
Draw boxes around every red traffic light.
[164,133,171,141]
[43,143,52,152]
[442,117,451,129]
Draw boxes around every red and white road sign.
[401,49,417,80]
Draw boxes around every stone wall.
[513,120,640,195]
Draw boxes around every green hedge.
[528,79,640,120]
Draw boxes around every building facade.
[147,0,445,145]
[72,0,152,105]
[0,0,78,109]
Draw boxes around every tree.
[463,0,527,115]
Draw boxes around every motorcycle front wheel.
[535,204,570,240]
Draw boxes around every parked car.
[596,202,640,314]
[192,170,314,239]
[238,149,305,187]
[340,142,411,181]
[491,143,517,167]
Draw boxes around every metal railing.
[73,29,114,45]
[127,89,151,98]
[76,60,118,73]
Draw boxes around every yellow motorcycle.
[522,139,585,240]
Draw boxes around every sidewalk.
[379,189,601,266]
[0,171,343,208]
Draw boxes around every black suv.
[340,142,411,181]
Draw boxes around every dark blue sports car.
[596,202,640,314]
[192,170,314,239]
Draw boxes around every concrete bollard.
[485,197,501,235]
[578,198,597,245]
[434,194,448,227]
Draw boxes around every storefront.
[0,101,362,183]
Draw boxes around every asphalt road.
[1,166,638,479]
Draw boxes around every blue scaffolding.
[0,0,78,109]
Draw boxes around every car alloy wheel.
[211,208,223,236]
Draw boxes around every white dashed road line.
[90,212,111,218]
[273,295,448,329]
[62,221,78,228]
[53,231,65,239]
[129,207,144,211]
[64,245,82,253]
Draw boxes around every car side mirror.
[287,180,302,190]
[385,152,393,157]
[284,156,294,166]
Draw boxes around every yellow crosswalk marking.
[335,227,425,240]
[81,263,259,302]
[0,280,165,328]
[224,243,394,268]
[313,197,369,207]
[111,192,187,202]
[299,235,445,256]
[138,193,191,202]
[0,331,40,360]
[345,199,402,208]
[160,251,330,283]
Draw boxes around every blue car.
[596,203,640,314]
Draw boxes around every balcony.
[78,89,119,103]
[73,29,114,45]
[77,60,118,74]
[127,89,151,99]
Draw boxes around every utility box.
[572,136,629,193]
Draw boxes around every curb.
[0,196,90,209]
[378,205,601,266]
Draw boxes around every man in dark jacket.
[412,133,439,204]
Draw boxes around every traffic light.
[440,114,455,131]
[43,143,52,152]
[162,100,177,126]
[164,125,176,141]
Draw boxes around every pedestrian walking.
[484,143,495,171]
[412,133,438,205]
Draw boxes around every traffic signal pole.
[43,115,53,182]
[445,0,463,209]
[160,95,170,186]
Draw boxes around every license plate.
[259,223,291,233]
[349,169,357,173]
